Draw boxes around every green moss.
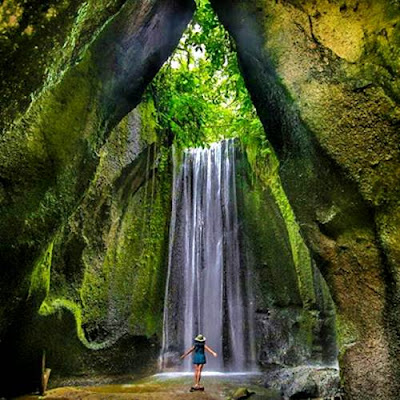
[239,180,302,307]
[0,2,24,35]
[38,297,111,350]
[243,138,316,308]
[335,313,359,360]
[95,145,171,338]
[27,238,107,349]
[139,99,158,145]
[16,90,171,359]
[0,0,126,129]
[28,240,54,302]
[38,95,172,346]
[297,310,318,349]
[25,233,107,349]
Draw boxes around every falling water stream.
[160,139,255,372]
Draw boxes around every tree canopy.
[148,0,268,151]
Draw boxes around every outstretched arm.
[180,346,195,359]
[205,345,217,357]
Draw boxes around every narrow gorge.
[1,1,400,399]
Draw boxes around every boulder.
[264,366,340,399]
[230,387,256,400]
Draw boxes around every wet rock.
[230,387,255,400]
[160,351,181,370]
[264,366,340,399]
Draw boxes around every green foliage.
[148,0,265,148]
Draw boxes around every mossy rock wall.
[211,1,400,399]
[236,143,337,368]
[0,0,126,129]
[47,103,171,344]
[2,102,172,397]
[0,1,195,397]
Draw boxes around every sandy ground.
[14,373,281,400]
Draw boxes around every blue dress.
[192,341,206,365]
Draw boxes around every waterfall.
[160,139,255,372]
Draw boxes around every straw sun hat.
[195,334,206,342]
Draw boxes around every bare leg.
[197,364,204,387]
[194,365,200,387]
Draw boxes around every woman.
[180,334,217,391]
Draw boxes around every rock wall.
[236,143,337,369]
[2,99,174,397]
[0,0,195,397]
[211,1,400,399]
